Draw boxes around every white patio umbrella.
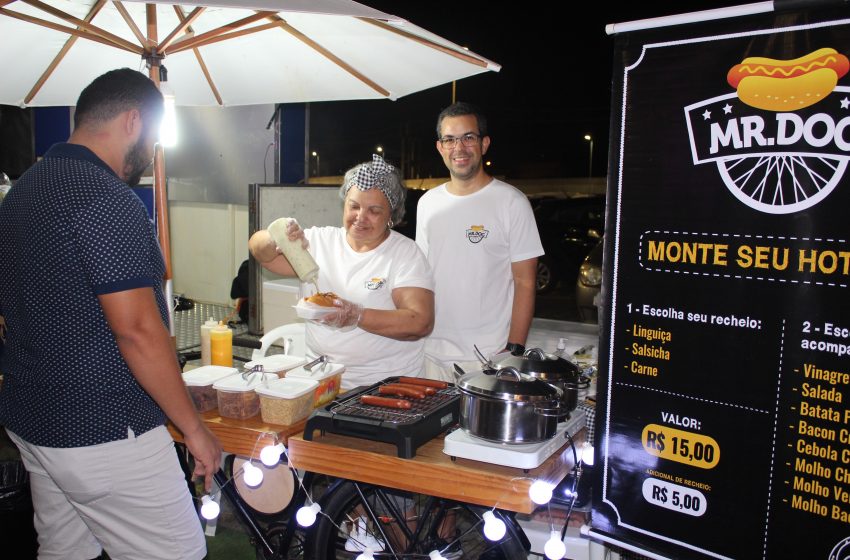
[0,0,500,106]
[0,0,500,334]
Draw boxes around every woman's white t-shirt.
[302,227,433,390]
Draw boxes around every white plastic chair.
[251,322,306,361]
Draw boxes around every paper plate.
[294,299,337,320]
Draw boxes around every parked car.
[531,194,605,294]
[576,236,604,323]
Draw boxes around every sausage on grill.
[360,395,412,409]
[395,383,436,396]
[378,384,426,399]
[397,377,448,389]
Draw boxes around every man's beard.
[123,136,153,187]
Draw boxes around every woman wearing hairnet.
[249,155,434,390]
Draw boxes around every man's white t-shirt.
[302,227,433,390]
[415,178,543,367]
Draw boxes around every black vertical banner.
[591,6,850,560]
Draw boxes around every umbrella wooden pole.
[145,4,176,343]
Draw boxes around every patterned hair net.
[340,154,406,224]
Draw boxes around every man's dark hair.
[74,68,164,130]
[436,101,488,139]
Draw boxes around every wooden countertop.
[168,410,307,459]
[286,429,585,514]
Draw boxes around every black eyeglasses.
[439,133,481,149]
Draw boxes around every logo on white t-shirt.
[466,225,489,244]
[365,277,386,290]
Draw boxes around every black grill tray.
[302,377,459,459]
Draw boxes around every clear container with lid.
[242,354,307,378]
[213,371,277,419]
[286,362,345,408]
[255,377,319,425]
[182,365,238,412]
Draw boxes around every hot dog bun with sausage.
[727,48,849,111]
[304,292,339,307]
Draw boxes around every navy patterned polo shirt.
[0,143,168,447]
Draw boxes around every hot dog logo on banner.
[684,48,850,214]
[466,225,489,244]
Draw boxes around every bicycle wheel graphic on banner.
[716,152,847,214]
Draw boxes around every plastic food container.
[286,362,345,407]
[242,354,307,378]
[182,366,238,412]
[213,371,278,419]
[255,378,319,425]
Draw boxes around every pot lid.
[493,348,580,380]
[458,366,562,402]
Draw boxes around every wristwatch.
[505,342,525,356]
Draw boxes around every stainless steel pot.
[493,348,587,417]
[457,366,563,444]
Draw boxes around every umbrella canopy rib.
[265,14,391,98]
[22,0,141,53]
[112,1,147,46]
[360,17,490,69]
[158,5,202,51]
[162,10,273,53]
[173,4,222,105]
[25,0,107,104]
[0,6,141,52]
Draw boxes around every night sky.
[309,0,743,180]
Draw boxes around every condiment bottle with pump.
[210,321,233,367]
[267,217,320,287]
[200,317,218,366]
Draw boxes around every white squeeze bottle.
[200,317,217,365]
[267,217,320,288]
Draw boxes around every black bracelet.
[506,342,525,356]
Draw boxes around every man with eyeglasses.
[415,102,543,380]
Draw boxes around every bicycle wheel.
[254,520,306,560]
[309,481,529,559]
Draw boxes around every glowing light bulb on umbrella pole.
[158,66,177,148]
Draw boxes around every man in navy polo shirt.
[0,69,221,560]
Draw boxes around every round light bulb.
[260,443,286,467]
[242,461,264,487]
[529,480,554,505]
[296,502,321,527]
[544,530,567,559]
[355,548,375,560]
[581,443,595,466]
[200,495,220,520]
[429,550,447,560]
[482,510,506,541]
